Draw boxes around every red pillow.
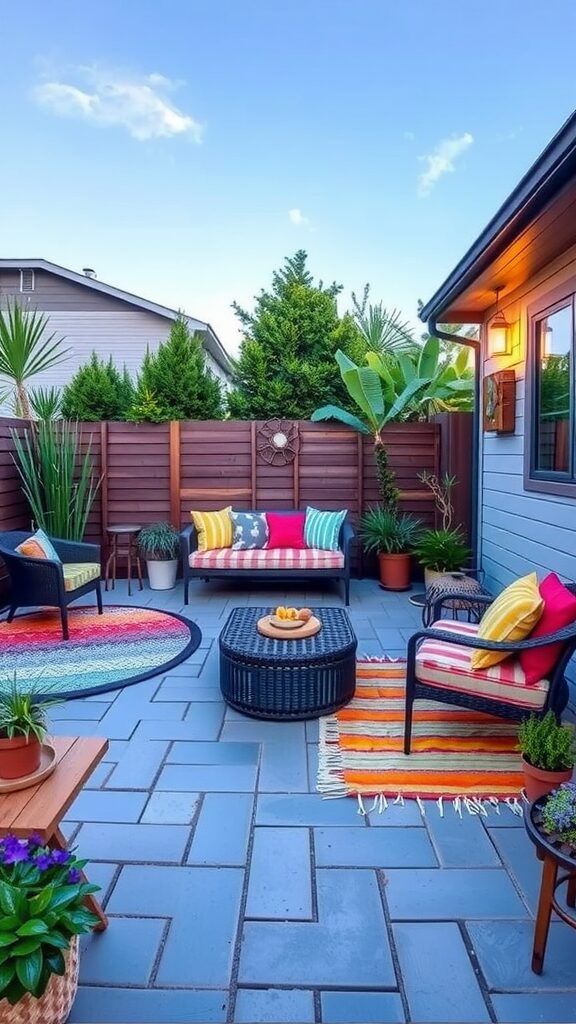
[266,512,306,549]
[519,573,576,685]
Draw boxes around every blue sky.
[2,0,576,354]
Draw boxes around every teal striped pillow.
[304,507,347,551]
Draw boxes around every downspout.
[427,317,481,568]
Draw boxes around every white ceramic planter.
[146,559,178,590]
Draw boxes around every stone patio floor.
[51,578,576,1023]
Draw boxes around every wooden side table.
[0,736,109,931]
[525,797,576,974]
[105,524,143,597]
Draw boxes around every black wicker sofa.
[180,510,354,606]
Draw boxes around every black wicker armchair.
[404,587,576,754]
[0,531,102,641]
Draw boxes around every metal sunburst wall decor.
[257,420,300,465]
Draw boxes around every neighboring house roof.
[420,110,576,323]
[0,258,233,374]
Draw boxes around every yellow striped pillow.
[190,507,233,552]
[471,572,544,670]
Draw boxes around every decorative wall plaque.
[257,420,300,465]
[483,369,516,433]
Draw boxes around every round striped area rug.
[0,606,201,700]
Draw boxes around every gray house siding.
[0,269,134,312]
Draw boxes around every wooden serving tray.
[257,614,321,640]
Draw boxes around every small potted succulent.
[541,782,576,847]
[0,834,100,1022]
[413,527,471,589]
[0,678,53,780]
[517,711,575,802]
[360,506,422,591]
[138,521,180,591]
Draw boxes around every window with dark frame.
[529,295,575,490]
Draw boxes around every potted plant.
[360,506,422,591]
[0,678,53,780]
[413,527,471,589]
[0,834,100,1021]
[541,782,576,847]
[518,712,575,802]
[138,522,180,591]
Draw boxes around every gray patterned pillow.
[231,511,269,550]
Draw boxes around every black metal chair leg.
[6,604,17,623]
[184,579,189,605]
[60,604,70,641]
[404,689,414,754]
[96,582,103,615]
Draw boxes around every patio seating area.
[41,578,576,1024]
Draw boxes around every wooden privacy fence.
[0,416,472,568]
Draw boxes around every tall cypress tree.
[130,316,223,421]
[228,251,365,419]
[61,352,135,420]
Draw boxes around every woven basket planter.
[0,936,79,1024]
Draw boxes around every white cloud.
[288,208,309,226]
[33,66,203,142]
[417,132,473,196]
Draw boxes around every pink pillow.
[519,573,576,685]
[266,512,306,549]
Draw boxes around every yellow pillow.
[191,507,233,551]
[471,573,544,670]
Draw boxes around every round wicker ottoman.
[219,607,357,720]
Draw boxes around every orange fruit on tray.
[287,607,299,620]
[275,606,287,620]
[298,608,312,622]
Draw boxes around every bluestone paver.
[107,864,244,986]
[239,868,395,987]
[135,702,224,740]
[157,762,258,792]
[394,922,490,1022]
[487,825,541,912]
[246,827,312,919]
[188,793,254,864]
[259,739,308,792]
[234,988,314,1022]
[320,991,405,1023]
[76,822,189,863]
[467,921,576,990]
[425,809,502,867]
[80,916,166,985]
[141,790,201,824]
[386,868,529,919]
[365,802,425,826]
[69,987,228,1022]
[491,993,576,1023]
[105,739,169,788]
[256,793,366,826]
[315,825,437,867]
[168,740,260,764]
[66,789,148,823]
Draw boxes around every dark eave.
[420,110,576,322]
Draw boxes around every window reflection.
[535,305,571,474]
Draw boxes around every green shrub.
[518,712,575,772]
[61,353,135,420]
[360,507,422,554]
[131,317,223,421]
[413,527,470,572]
[138,522,180,559]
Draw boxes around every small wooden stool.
[0,737,109,931]
[525,797,576,974]
[105,524,143,597]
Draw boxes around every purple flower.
[67,868,82,884]
[28,832,44,848]
[34,853,54,871]
[50,849,71,866]
[2,839,30,864]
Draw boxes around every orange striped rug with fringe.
[318,661,524,801]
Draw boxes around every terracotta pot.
[0,735,42,780]
[1,935,79,1024]
[378,553,411,591]
[521,756,573,803]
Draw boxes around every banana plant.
[368,336,473,418]
[312,350,425,510]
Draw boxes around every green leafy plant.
[0,834,99,1005]
[413,527,471,572]
[312,349,425,511]
[131,317,223,422]
[28,386,62,422]
[518,712,575,772]
[360,506,422,555]
[126,385,164,423]
[138,522,180,560]
[351,284,417,356]
[0,677,53,742]
[11,419,100,541]
[61,353,135,421]
[0,301,70,420]
[542,783,576,844]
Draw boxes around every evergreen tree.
[129,316,224,421]
[61,352,135,420]
[228,251,365,419]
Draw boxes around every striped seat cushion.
[62,563,101,592]
[416,619,549,710]
[189,548,344,570]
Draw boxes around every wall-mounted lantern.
[488,288,511,356]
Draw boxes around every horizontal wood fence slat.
[0,415,472,586]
